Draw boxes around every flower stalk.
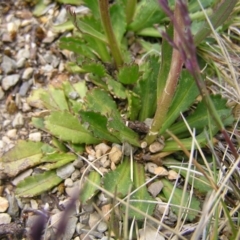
[98,0,124,69]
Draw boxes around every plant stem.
[144,2,184,145]
[98,0,124,69]
[126,0,137,25]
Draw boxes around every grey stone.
[88,212,101,229]
[55,8,67,24]
[16,57,26,68]
[97,221,108,233]
[71,169,80,181]
[12,113,24,128]
[0,213,11,224]
[148,180,163,198]
[57,163,75,179]
[2,74,20,90]
[19,80,32,96]
[51,212,77,240]
[12,169,33,186]
[1,55,16,74]
[73,158,83,169]
[16,49,30,60]
[7,193,19,217]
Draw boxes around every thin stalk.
[126,0,137,25]
[144,2,184,145]
[98,0,124,69]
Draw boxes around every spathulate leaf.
[85,89,119,116]
[127,162,155,220]
[81,61,106,77]
[118,64,140,85]
[80,111,120,143]
[107,115,140,147]
[106,77,127,99]
[48,86,69,111]
[168,95,234,136]
[137,55,160,121]
[103,157,132,197]
[80,171,101,203]
[15,170,62,197]
[160,70,199,134]
[0,141,46,178]
[41,152,76,163]
[45,111,100,144]
[110,2,126,46]
[162,179,200,221]
[129,0,165,32]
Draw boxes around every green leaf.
[137,55,160,121]
[160,70,199,134]
[107,116,140,147]
[39,152,76,170]
[57,0,82,4]
[80,171,101,203]
[73,82,88,99]
[168,95,234,136]
[128,0,165,32]
[0,141,45,177]
[80,111,120,143]
[83,0,100,19]
[85,89,119,116]
[117,64,140,85]
[162,159,212,194]
[126,90,141,121]
[59,37,95,58]
[48,86,69,111]
[106,76,127,99]
[162,179,201,221]
[127,162,155,220]
[15,170,62,197]
[32,117,45,130]
[110,2,126,46]
[103,157,132,197]
[45,111,100,144]
[76,17,107,44]
[81,61,106,77]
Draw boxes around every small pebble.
[95,143,111,154]
[0,87,4,100]
[12,169,33,186]
[148,181,163,198]
[1,55,16,74]
[97,221,108,233]
[145,162,158,174]
[0,213,11,224]
[0,197,9,212]
[2,74,20,90]
[57,163,75,179]
[16,49,30,60]
[89,212,101,229]
[12,113,24,128]
[29,132,41,142]
[149,141,164,153]
[71,169,80,181]
[6,129,17,139]
[73,158,83,168]
[64,178,73,187]
[30,199,38,209]
[22,67,33,80]
[109,146,122,164]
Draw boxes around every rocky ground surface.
[0,1,182,240]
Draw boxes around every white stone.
[29,132,41,142]
[22,67,33,80]
[0,197,9,212]
[6,129,17,139]
[64,178,73,187]
[0,213,11,224]
[30,199,38,209]
[88,212,101,229]
[94,143,111,154]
